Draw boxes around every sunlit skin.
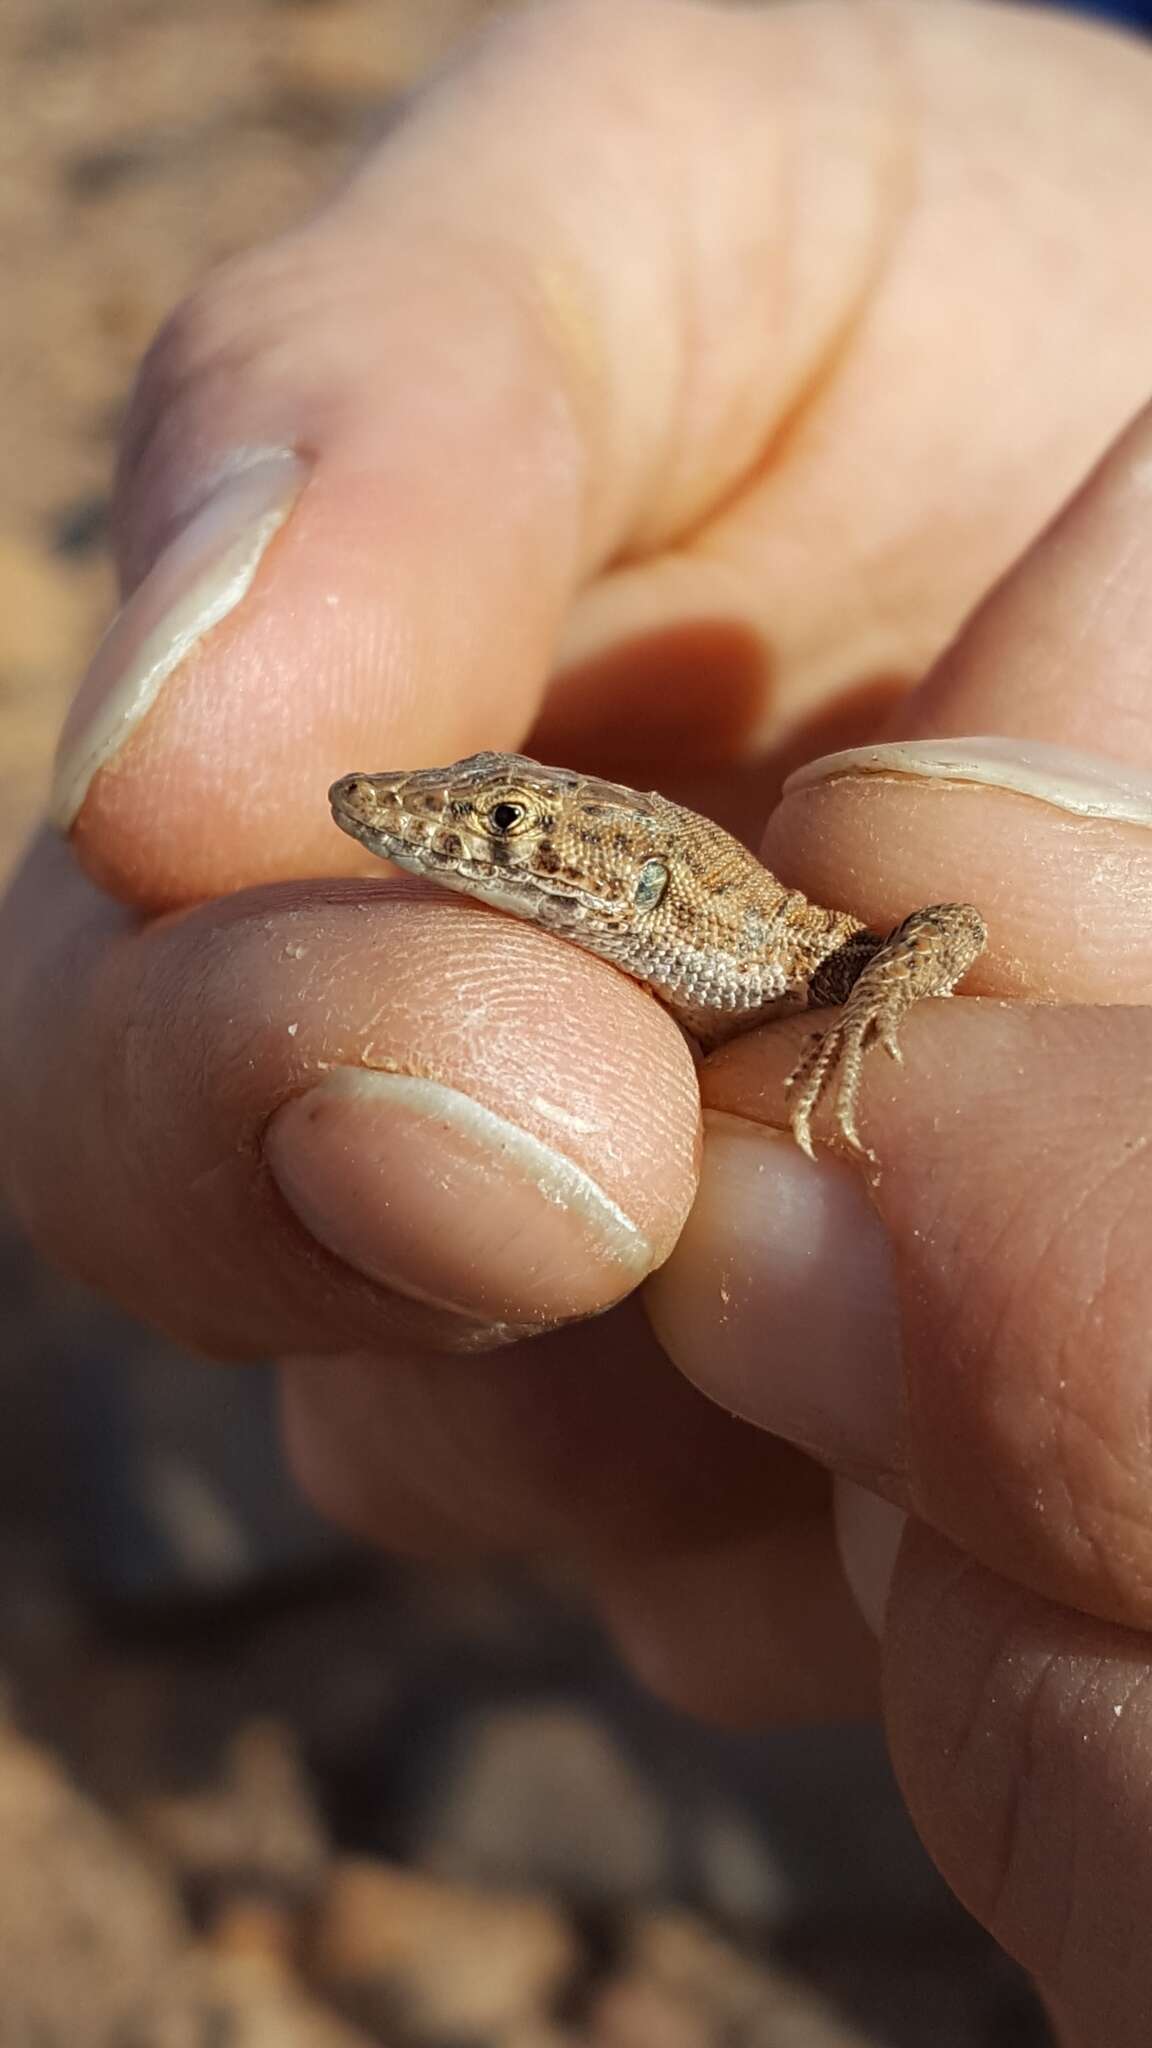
[6,5,1152,2038]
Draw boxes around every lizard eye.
[633,859,668,910]
[489,801,525,833]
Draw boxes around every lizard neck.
[727,854,865,977]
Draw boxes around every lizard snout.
[329,771,400,826]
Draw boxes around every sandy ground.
[0,2,1050,2041]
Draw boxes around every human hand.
[6,3,1152,2034]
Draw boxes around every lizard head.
[329,752,675,936]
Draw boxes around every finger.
[886,1521,1152,2048]
[280,1321,879,1727]
[760,399,1152,989]
[50,0,1152,904]
[905,392,1152,756]
[652,1003,1152,1630]
[0,833,698,1355]
[276,1308,788,1562]
[593,1515,881,1726]
[648,400,1152,1628]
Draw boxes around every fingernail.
[784,736,1152,827]
[51,449,307,829]
[834,1479,906,1637]
[265,1068,654,1325]
[646,1111,907,1479]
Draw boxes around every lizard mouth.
[385,841,600,921]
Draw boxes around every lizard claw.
[784,903,986,1158]
[789,1105,818,1162]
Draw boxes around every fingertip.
[264,1066,660,1327]
[4,846,703,1353]
[56,199,590,905]
[59,446,567,906]
[645,1102,907,1477]
[766,736,1152,1005]
[51,450,309,839]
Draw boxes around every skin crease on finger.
[48,0,1152,904]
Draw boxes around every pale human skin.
[8,2,1152,2037]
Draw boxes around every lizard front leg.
[786,904,988,1160]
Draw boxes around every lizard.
[329,751,987,1161]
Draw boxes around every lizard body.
[329,751,986,1158]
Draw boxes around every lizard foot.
[785,903,987,1161]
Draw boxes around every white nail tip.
[834,1479,907,1639]
[316,1068,652,1269]
[783,737,1152,827]
[50,451,306,830]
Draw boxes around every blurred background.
[2,1,1146,2041]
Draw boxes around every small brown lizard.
[329,751,986,1159]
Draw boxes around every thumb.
[51,0,898,908]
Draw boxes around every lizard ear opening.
[633,859,669,911]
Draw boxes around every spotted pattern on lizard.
[329,751,987,1159]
